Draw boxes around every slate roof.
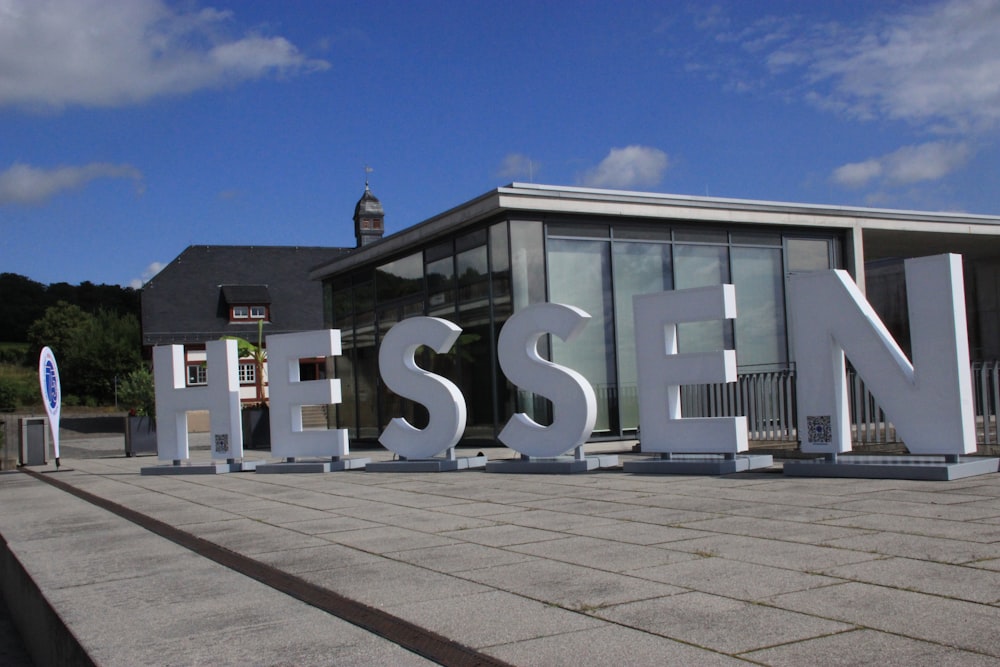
[141,245,352,348]
[220,285,271,305]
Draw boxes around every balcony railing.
[678,361,1000,446]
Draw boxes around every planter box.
[125,415,157,457]
[242,408,271,450]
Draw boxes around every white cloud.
[690,0,1000,134]
[831,159,882,189]
[496,153,538,181]
[579,145,669,189]
[130,261,165,289]
[798,0,1000,131]
[831,141,971,189]
[0,0,330,109]
[0,162,143,204]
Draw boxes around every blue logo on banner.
[44,360,58,410]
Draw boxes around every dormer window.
[221,285,271,323]
[229,304,268,321]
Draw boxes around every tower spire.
[353,169,384,248]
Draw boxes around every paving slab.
[594,590,854,654]
[768,581,1000,657]
[385,589,604,649]
[457,559,689,610]
[628,556,842,601]
[486,624,750,667]
[822,530,1000,564]
[297,557,495,608]
[820,556,1000,604]
[742,628,1000,666]
[821,511,1000,542]
[384,541,541,573]
[509,535,696,572]
[675,514,876,544]
[660,533,883,570]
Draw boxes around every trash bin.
[124,415,157,456]
[19,417,48,466]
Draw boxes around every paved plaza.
[2,437,1000,665]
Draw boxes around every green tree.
[70,310,142,402]
[26,302,141,404]
[26,301,91,364]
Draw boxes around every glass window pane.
[548,238,615,433]
[425,240,453,263]
[786,238,832,272]
[674,228,727,244]
[547,222,610,238]
[613,242,672,430]
[426,254,455,316]
[614,225,671,241]
[456,229,487,253]
[731,246,787,368]
[731,231,781,246]
[376,253,424,302]
[674,244,731,353]
[457,245,489,303]
[510,220,545,308]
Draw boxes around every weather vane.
[364,164,373,188]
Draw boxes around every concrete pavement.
[2,438,1000,665]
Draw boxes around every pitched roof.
[141,245,351,347]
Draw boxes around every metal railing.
[679,360,1000,446]
[972,361,1000,445]
[681,368,798,442]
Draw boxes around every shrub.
[118,366,155,417]
[0,379,16,412]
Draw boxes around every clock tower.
[353,180,385,247]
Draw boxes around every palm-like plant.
[224,319,267,407]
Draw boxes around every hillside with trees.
[0,273,140,343]
[0,274,144,410]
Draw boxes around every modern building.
[311,183,1000,447]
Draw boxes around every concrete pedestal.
[783,455,1000,481]
[141,461,231,476]
[624,453,774,475]
[485,454,619,474]
[254,457,370,474]
[366,455,487,472]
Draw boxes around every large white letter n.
[788,253,975,456]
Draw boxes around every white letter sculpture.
[267,330,349,459]
[788,253,975,456]
[378,317,466,458]
[498,303,597,457]
[154,339,243,462]
[633,285,748,453]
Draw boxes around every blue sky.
[2,0,999,287]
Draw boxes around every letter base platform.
[255,457,370,474]
[141,459,259,476]
[486,454,619,474]
[783,454,1000,481]
[366,455,488,473]
[624,453,774,475]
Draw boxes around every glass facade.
[325,214,843,443]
